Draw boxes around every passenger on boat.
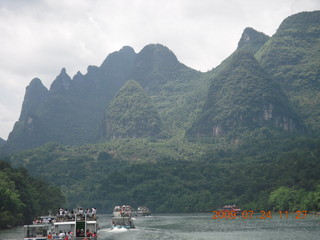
[58,231,65,239]
[79,208,84,215]
[47,232,52,239]
[64,233,69,240]
[80,229,85,237]
[86,229,92,237]
[67,231,73,239]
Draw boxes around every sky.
[0,0,319,140]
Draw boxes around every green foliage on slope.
[7,136,320,213]
[187,51,304,141]
[106,80,162,138]
[237,27,270,54]
[0,158,65,228]
[256,11,320,132]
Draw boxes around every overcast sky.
[0,0,319,140]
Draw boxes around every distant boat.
[218,204,242,215]
[137,206,151,216]
[112,205,135,229]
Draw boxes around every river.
[1,213,320,240]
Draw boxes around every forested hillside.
[256,11,320,132]
[106,80,162,138]
[7,137,320,213]
[187,50,304,141]
[0,158,64,228]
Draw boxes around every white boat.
[51,207,99,239]
[23,216,54,240]
[23,224,51,240]
[137,206,151,216]
[111,205,135,229]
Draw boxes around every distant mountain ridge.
[4,44,204,151]
[3,10,320,152]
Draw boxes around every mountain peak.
[237,27,269,53]
[277,10,320,32]
[19,78,49,121]
[139,43,178,62]
[29,77,45,87]
[100,46,136,70]
[50,68,72,93]
[131,43,187,91]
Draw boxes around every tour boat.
[51,207,99,239]
[137,206,151,216]
[24,207,99,240]
[219,204,242,215]
[111,205,135,229]
[23,224,51,240]
[23,215,54,240]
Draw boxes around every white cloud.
[0,0,319,140]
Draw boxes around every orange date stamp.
[211,210,308,219]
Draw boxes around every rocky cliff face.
[186,50,304,140]
[5,78,49,151]
[19,78,50,121]
[255,11,320,132]
[50,68,72,93]
[237,27,269,54]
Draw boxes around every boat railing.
[55,214,97,222]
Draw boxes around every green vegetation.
[269,186,320,212]
[6,136,320,213]
[237,27,270,54]
[106,80,162,138]
[0,158,65,228]
[187,51,304,141]
[256,10,320,133]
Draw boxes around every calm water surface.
[1,213,319,240]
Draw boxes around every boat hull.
[112,217,135,229]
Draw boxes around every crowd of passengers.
[56,208,97,221]
[47,229,97,239]
[113,205,132,217]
